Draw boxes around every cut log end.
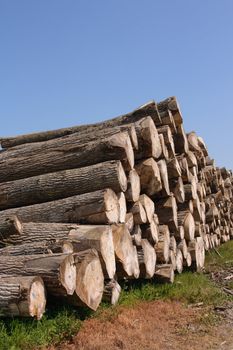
[75,250,104,311]
[60,254,76,295]
[29,277,47,320]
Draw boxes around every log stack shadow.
[0,96,232,318]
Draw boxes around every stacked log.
[0,96,232,319]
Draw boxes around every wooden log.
[0,215,22,239]
[125,212,134,233]
[0,131,134,182]
[157,96,183,125]
[129,201,147,224]
[169,177,185,203]
[141,216,159,244]
[157,159,170,197]
[0,100,161,149]
[177,239,188,259]
[134,117,162,159]
[166,157,182,179]
[125,169,141,202]
[173,225,185,240]
[137,239,156,278]
[169,250,177,271]
[117,192,127,223]
[188,237,205,272]
[131,224,142,246]
[184,252,192,267]
[173,124,189,154]
[159,134,169,160]
[154,225,170,263]
[176,249,183,274]
[63,225,116,279]
[155,195,178,231]
[135,158,162,196]
[139,194,155,223]
[102,279,121,305]
[154,264,174,283]
[112,224,138,278]
[177,155,191,183]
[0,276,46,319]
[187,132,202,153]
[183,176,197,200]
[0,241,67,256]
[186,151,198,168]
[0,253,76,296]
[157,125,176,158]
[178,200,194,214]
[0,161,127,210]
[72,249,104,311]
[177,210,195,241]
[159,110,177,133]
[0,189,120,227]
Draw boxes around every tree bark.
[0,131,134,182]
[0,276,46,319]
[0,189,120,227]
[0,161,127,209]
[0,100,161,149]
[0,253,76,297]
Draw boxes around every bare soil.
[51,300,233,350]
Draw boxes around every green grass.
[1,240,233,349]
[119,271,228,307]
[205,240,233,271]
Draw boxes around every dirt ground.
[52,300,233,350]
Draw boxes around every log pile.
[0,96,232,319]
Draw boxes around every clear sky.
[1,1,233,169]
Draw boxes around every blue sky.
[1,1,233,169]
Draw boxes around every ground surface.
[50,300,233,350]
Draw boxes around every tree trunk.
[0,253,76,296]
[0,241,67,256]
[166,157,182,179]
[0,132,134,182]
[0,161,127,209]
[0,189,120,226]
[0,215,22,239]
[0,100,161,149]
[117,192,127,223]
[125,212,134,233]
[0,276,46,319]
